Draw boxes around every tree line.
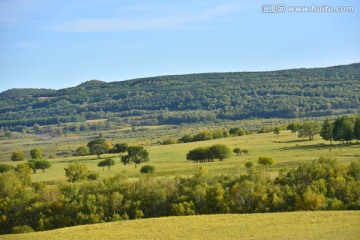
[0,157,359,234]
[285,115,360,143]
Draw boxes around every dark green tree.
[98,158,115,171]
[75,146,90,158]
[27,160,37,173]
[126,146,150,168]
[245,161,253,168]
[333,116,353,144]
[209,144,232,161]
[287,122,300,134]
[0,164,14,173]
[298,122,321,140]
[140,165,155,174]
[91,144,108,158]
[186,147,209,163]
[320,119,334,144]
[35,160,52,173]
[112,143,128,156]
[233,148,241,156]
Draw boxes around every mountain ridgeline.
[0,63,359,128]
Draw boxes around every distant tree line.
[163,127,252,145]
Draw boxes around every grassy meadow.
[1,128,359,183]
[2,211,359,240]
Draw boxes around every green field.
[2,129,359,183]
[2,211,359,240]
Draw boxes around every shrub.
[11,150,25,161]
[140,165,155,174]
[163,139,178,145]
[245,162,253,168]
[87,173,100,181]
[0,164,14,173]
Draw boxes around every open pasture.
[2,130,359,183]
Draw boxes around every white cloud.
[53,3,253,32]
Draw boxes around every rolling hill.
[1,63,359,128]
[2,211,360,240]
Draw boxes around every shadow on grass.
[280,142,360,152]
[282,139,311,143]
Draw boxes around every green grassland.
[1,129,359,183]
[3,211,359,240]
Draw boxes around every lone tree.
[35,160,52,173]
[98,158,115,171]
[64,162,89,182]
[320,119,334,144]
[298,122,321,140]
[258,156,275,170]
[75,146,90,158]
[87,138,110,158]
[125,146,150,168]
[11,150,25,161]
[91,144,108,159]
[233,148,241,156]
[30,148,42,160]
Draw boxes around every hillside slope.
[3,211,360,240]
[1,63,359,127]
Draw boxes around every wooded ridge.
[1,63,359,127]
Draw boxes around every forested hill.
[1,63,359,127]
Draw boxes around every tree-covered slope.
[1,63,359,127]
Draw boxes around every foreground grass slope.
[3,211,360,240]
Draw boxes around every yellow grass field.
[3,211,360,240]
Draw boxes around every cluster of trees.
[171,127,251,145]
[320,115,360,144]
[1,64,359,127]
[186,144,232,163]
[75,139,150,169]
[287,121,322,140]
[286,115,360,143]
[0,157,359,234]
[7,148,52,174]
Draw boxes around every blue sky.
[0,0,359,92]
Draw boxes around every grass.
[1,130,359,183]
[2,211,359,240]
